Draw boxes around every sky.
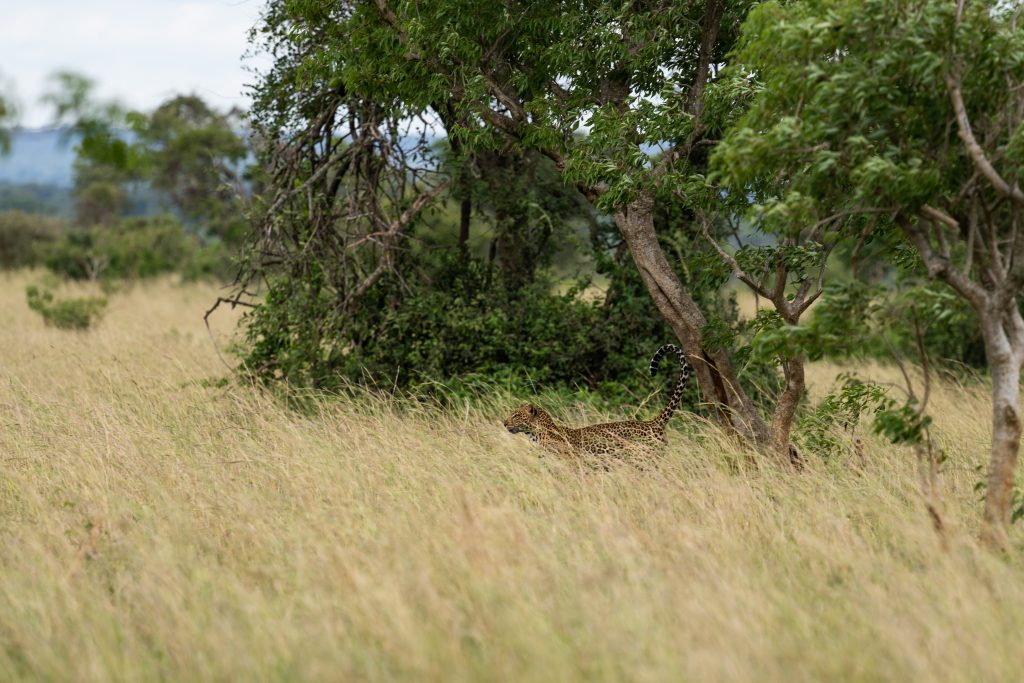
[0,0,267,128]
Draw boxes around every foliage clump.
[41,215,231,281]
[242,249,696,408]
[26,285,107,330]
[0,210,63,269]
[800,373,939,460]
[798,375,888,459]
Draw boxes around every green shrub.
[797,375,888,459]
[235,186,784,410]
[26,286,107,330]
[41,214,229,281]
[0,210,64,268]
[243,258,620,397]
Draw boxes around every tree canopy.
[715,0,1024,546]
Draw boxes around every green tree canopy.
[41,72,249,241]
[715,0,1024,547]
[133,95,249,242]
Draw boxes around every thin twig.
[203,296,255,372]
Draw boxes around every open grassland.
[1,271,1023,682]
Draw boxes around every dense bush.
[42,214,232,281]
[0,210,63,268]
[242,253,694,408]
[26,285,107,330]
[240,232,791,413]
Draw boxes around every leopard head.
[503,403,551,439]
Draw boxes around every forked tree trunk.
[980,317,1023,550]
[613,193,773,449]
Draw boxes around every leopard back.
[504,344,693,458]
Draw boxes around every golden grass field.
[1,270,1023,682]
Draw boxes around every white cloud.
[0,0,267,127]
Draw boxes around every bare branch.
[770,239,789,306]
[698,213,772,299]
[687,0,725,119]
[809,206,895,241]
[965,198,977,274]
[204,296,256,371]
[912,311,932,413]
[880,330,917,406]
[796,242,836,317]
[977,194,1009,280]
[904,216,989,309]
[946,66,1024,206]
[920,204,959,230]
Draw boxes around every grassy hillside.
[0,271,1022,682]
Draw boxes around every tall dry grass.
[1,270,1022,682]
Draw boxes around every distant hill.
[0,182,74,216]
[0,127,78,187]
[0,127,168,217]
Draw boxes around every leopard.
[503,344,692,459]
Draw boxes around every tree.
[133,95,249,243]
[0,210,62,268]
[717,0,1024,547]
[696,206,841,463]
[42,73,249,239]
[71,173,125,227]
[40,71,138,226]
[241,0,821,455]
[240,4,456,386]
[42,71,135,171]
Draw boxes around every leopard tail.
[649,344,691,428]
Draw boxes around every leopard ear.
[528,404,538,417]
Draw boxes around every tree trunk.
[981,317,1023,550]
[479,149,547,292]
[613,192,772,448]
[914,439,946,548]
[458,195,471,251]
[770,355,806,466]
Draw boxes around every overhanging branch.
[946,66,1024,206]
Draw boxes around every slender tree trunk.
[613,192,772,448]
[458,195,471,252]
[981,317,1023,550]
[915,439,946,548]
[770,355,806,465]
